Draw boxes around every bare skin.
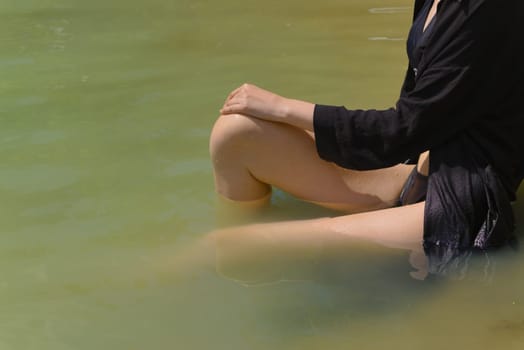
[210,113,418,212]
[207,87,430,280]
[188,0,441,282]
[425,0,441,32]
[210,202,428,282]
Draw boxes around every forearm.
[280,98,315,131]
[221,83,315,131]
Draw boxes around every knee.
[209,114,261,161]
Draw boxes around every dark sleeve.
[313,2,495,170]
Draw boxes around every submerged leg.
[187,201,427,282]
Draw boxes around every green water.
[1,0,523,349]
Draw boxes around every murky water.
[1,0,523,349]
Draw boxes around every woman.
[208,0,524,279]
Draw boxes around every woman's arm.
[312,0,503,171]
[220,83,316,131]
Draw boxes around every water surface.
[1,0,523,349]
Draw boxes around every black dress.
[312,0,524,278]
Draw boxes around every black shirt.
[407,0,435,69]
[312,0,524,277]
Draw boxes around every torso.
[413,0,440,176]
[408,0,440,176]
[407,0,439,67]
[424,0,440,31]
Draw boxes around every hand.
[220,83,287,122]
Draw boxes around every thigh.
[228,115,414,212]
[210,202,427,281]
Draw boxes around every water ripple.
[165,159,211,177]
[368,6,411,14]
[0,57,34,68]
[368,36,405,41]
[0,165,83,193]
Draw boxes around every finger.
[220,104,242,115]
[221,96,238,110]
[223,94,246,110]
[225,86,243,103]
[220,102,246,115]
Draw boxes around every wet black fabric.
[398,167,428,206]
[313,0,524,277]
[407,0,435,69]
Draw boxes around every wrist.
[278,97,293,120]
[282,98,315,131]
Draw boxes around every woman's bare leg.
[209,114,414,213]
[179,201,427,282]
[198,114,429,281]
